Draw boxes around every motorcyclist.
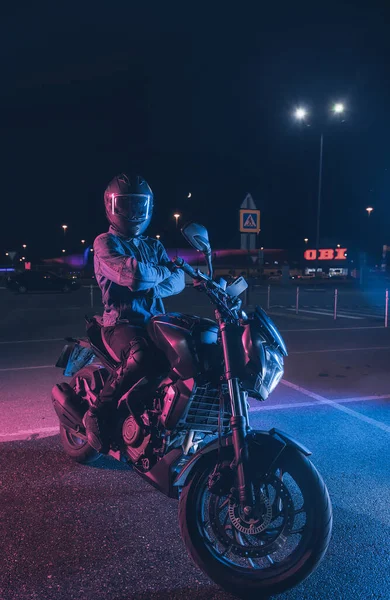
[83,173,185,452]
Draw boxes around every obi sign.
[304,248,347,261]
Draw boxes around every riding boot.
[82,371,124,453]
[82,405,110,454]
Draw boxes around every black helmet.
[104,173,154,237]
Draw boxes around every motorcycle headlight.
[261,347,284,395]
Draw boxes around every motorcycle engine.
[122,413,152,466]
[123,414,143,446]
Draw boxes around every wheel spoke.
[266,554,275,565]
[222,510,230,528]
[294,507,306,515]
[217,498,230,513]
[289,527,305,535]
[234,530,257,569]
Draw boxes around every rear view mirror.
[181,222,211,256]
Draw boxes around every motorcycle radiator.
[181,383,231,433]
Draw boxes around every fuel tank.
[147,313,221,380]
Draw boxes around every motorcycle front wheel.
[179,446,332,598]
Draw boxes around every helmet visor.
[111,194,152,221]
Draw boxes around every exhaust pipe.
[51,383,86,432]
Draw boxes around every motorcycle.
[52,222,332,598]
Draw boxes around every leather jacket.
[94,226,185,326]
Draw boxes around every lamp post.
[62,225,68,239]
[366,207,374,217]
[173,213,180,256]
[294,103,345,277]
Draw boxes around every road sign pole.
[334,288,338,320]
[267,284,271,310]
[296,286,299,314]
[385,289,388,328]
[90,284,94,308]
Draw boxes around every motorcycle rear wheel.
[179,446,332,598]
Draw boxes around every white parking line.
[2,393,389,443]
[281,379,390,434]
[0,364,55,372]
[288,308,363,320]
[249,394,390,411]
[0,426,59,442]
[289,345,390,355]
[0,337,65,345]
[0,324,386,345]
[280,326,385,332]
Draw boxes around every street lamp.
[295,107,307,120]
[62,249,66,253]
[366,207,374,217]
[81,239,86,244]
[187,192,192,198]
[22,244,27,249]
[62,225,68,238]
[156,234,161,240]
[304,238,309,244]
[333,103,345,114]
[294,102,346,276]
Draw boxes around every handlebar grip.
[173,256,198,279]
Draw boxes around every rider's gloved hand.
[193,278,203,292]
[166,261,179,272]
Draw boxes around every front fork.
[219,316,254,512]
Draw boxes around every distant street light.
[295,107,307,120]
[62,225,68,238]
[5,252,9,256]
[81,239,86,244]
[173,213,181,256]
[156,234,161,240]
[22,244,27,249]
[337,244,341,248]
[333,103,345,114]
[62,249,66,253]
[187,193,192,198]
[90,248,93,252]
[366,207,374,217]
[304,238,309,244]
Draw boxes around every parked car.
[7,271,81,294]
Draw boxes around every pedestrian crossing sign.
[240,209,260,233]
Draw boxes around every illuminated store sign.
[304,248,347,261]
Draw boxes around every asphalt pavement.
[1,286,390,599]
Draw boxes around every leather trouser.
[97,323,157,408]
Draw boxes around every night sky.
[1,2,389,261]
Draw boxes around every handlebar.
[173,256,244,320]
[173,256,200,279]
